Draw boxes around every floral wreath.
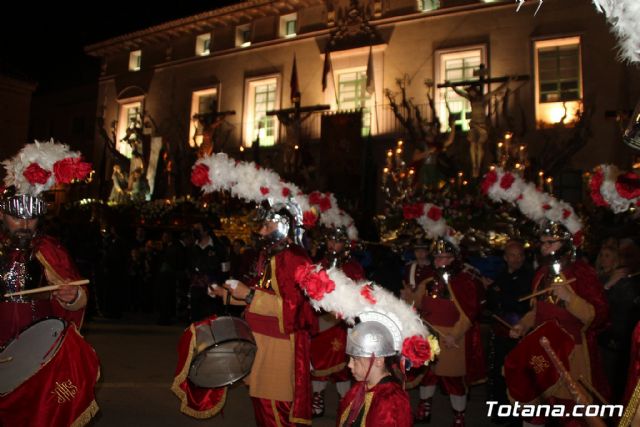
[3,139,92,196]
[191,153,358,239]
[589,164,640,213]
[294,263,440,368]
[482,167,583,244]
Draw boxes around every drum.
[504,320,575,404]
[0,318,66,395]
[188,316,256,388]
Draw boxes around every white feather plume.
[483,168,583,235]
[592,0,640,63]
[2,139,82,196]
[194,153,361,236]
[298,264,435,359]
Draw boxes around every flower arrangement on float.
[589,164,640,213]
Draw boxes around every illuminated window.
[196,33,211,56]
[189,88,218,147]
[236,24,251,47]
[337,70,372,136]
[116,99,143,158]
[128,50,142,71]
[280,13,297,38]
[419,0,440,11]
[534,36,582,127]
[435,47,485,132]
[244,76,280,147]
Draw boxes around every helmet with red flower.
[294,264,440,371]
[0,140,92,219]
[346,311,403,358]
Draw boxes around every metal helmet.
[257,199,304,246]
[430,236,458,257]
[0,187,47,219]
[345,312,403,358]
[539,219,574,260]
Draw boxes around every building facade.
[85,0,640,200]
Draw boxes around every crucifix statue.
[192,104,236,158]
[267,92,330,175]
[438,64,529,178]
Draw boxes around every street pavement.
[83,315,500,426]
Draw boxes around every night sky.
[1,1,239,91]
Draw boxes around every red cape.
[337,379,412,427]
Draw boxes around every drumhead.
[188,316,257,388]
[0,318,67,395]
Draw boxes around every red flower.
[282,187,291,197]
[23,163,51,185]
[360,284,377,305]
[190,164,211,187]
[499,172,515,190]
[589,170,607,207]
[426,206,442,222]
[53,157,92,183]
[402,203,424,220]
[309,191,323,205]
[318,195,331,212]
[562,209,571,219]
[402,335,432,367]
[309,191,332,212]
[294,264,335,300]
[303,210,318,228]
[260,187,270,195]
[481,170,498,195]
[615,172,640,200]
[573,230,584,246]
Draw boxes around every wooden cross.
[266,96,330,174]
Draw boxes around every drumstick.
[4,279,89,298]
[578,375,609,405]
[518,278,576,302]
[424,320,459,348]
[540,337,607,427]
[0,356,12,363]
[491,314,513,329]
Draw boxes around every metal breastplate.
[0,245,44,303]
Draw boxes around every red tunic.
[624,321,640,405]
[530,260,610,399]
[244,245,316,424]
[421,269,486,384]
[337,378,412,427]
